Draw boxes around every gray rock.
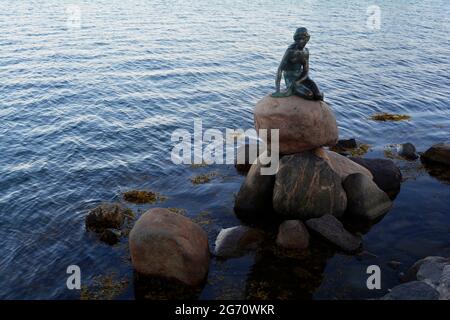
[234,160,275,222]
[382,281,439,300]
[416,257,449,287]
[273,152,347,220]
[214,225,264,258]
[305,214,362,252]
[349,157,402,199]
[421,143,450,166]
[343,173,392,221]
[276,220,310,250]
[437,265,450,300]
[402,256,450,284]
[85,203,128,232]
[399,142,418,160]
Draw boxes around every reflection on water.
[0,0,449,299]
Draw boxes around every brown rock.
[254,95,338,154]
[314,148,373,179]
[129,208,210,287]
[234,160,275,223]
[276,220,310,250]
[421,143,450,166]
[273,152,347,220]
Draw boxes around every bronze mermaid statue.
[272,27,324,101]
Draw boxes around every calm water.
[0,0,449,299]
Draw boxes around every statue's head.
[293,27,310,48]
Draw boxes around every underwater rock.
[273,152,347,220]
[85,202,129,232]
[343,173,392,221]
[99,228,121,245]
[305,214,362,253]
[381,281,439,300]
[276,220,310,250]
[254,95,338,154]
[421,143,450,166]
[234,160,275,223]
[214,225,264,258]
[129,208,210,287]
[314,148,373,179]
[349,157,402,200]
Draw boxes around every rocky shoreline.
[84,94,450,300]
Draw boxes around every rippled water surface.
[1,0,449,299]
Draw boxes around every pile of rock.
[234,94,400,252]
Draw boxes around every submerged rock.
[314,148,373,180]
[276,220,310,250]
[85,203,129,232]
[421,143,450,166]
[234,160,275,223]
[214,225,264,258]
[343,173,392,221]
[254,95,338,154]
[305,214,362,253]
[381,281,439,300]
[99,229,121,245]
[273,152,347,220]
[349,157,402,199]
[129,208,210,287]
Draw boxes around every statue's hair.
[293,27,310,41]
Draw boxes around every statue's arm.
[297,50,309,83]
[275,49,289,92]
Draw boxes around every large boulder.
[421,143,450,166]
[214,226,264,258]
[305,214,362,252]
[129,208,210,287]
[254,95,338,154]
[276,220,310,250]
[273,152,347,220]
[349,157,402,199]
[314,148,373,179]
[343,173,392,221]
[234,160,275,222]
